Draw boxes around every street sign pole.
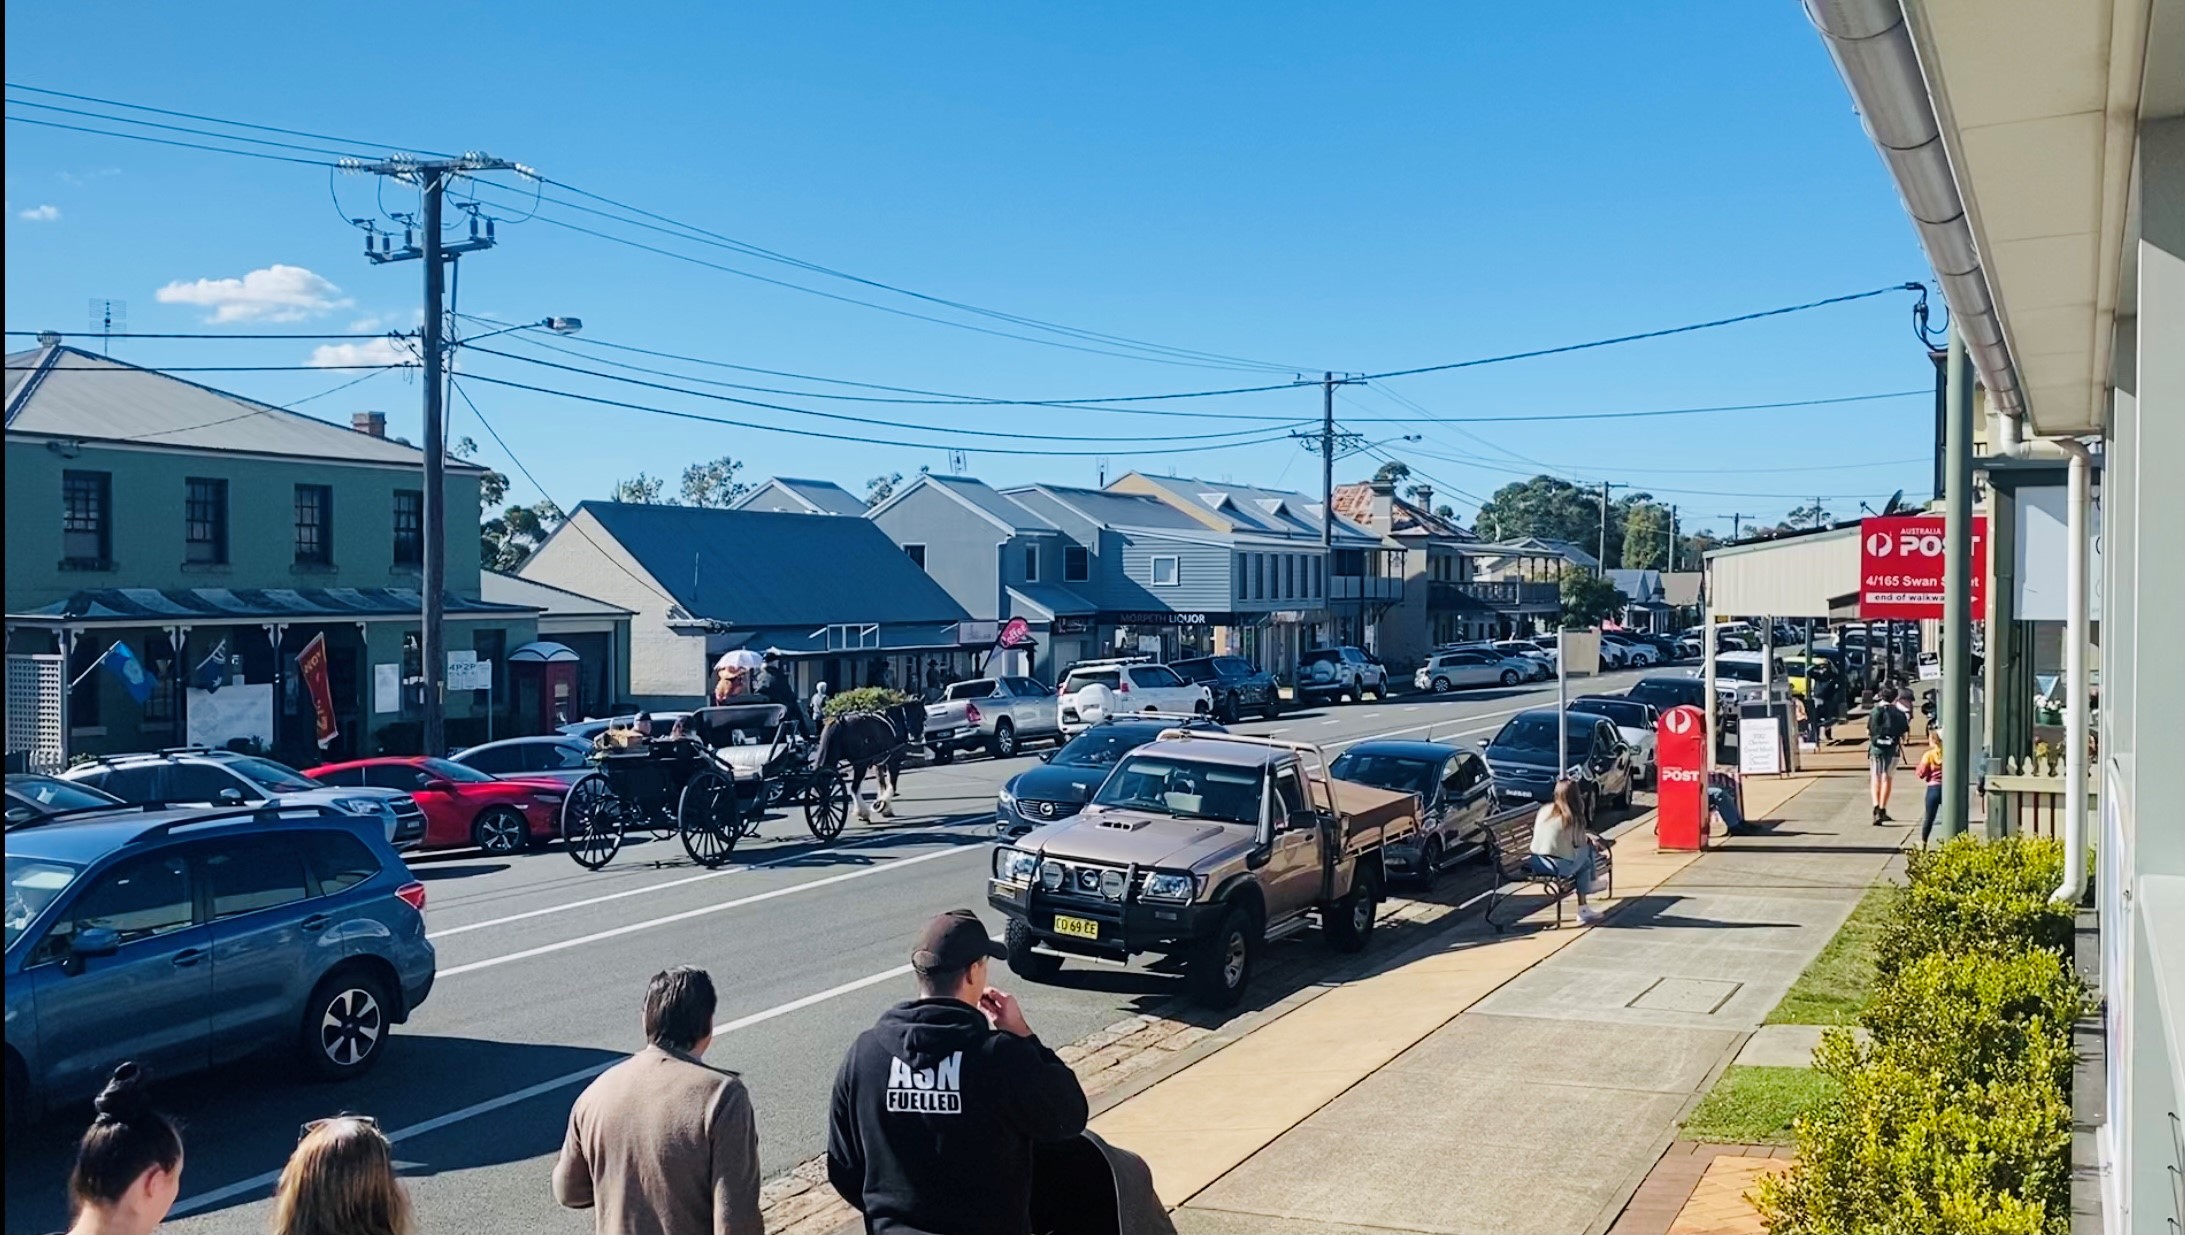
[1940,330,1975,839]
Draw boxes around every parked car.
[994,715,1226,839]
[62,750,426,851]
[556,712,692,742]
[1329,740,1499,886]
[1055,659,1211,735]
[1626,673,1709,714]
[1415,649,1527,692]
[988,731,1421,1006]
[1481,708,1637,820]
[1296,646,1387,704]
[1601,632,1662,667]
[450,735,598,786]
[1492,642,1558,678]
[5,803,435,1126]
[307,757,566,855]
[923,676,1062,762]
[1170,656,1282,722]
[1566,695,1661,786]
[1625,632,1684,662]
[5,775,126,829]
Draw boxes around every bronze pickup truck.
[987,730,1420,1006]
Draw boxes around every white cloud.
[18,204,60,222]
[156,263,353,323]
[308,337,419,368]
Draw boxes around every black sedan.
[1170,656,1281,722]
[4,773,126,829]
[1328,740,1498,886]
[1481,708,1637,821]
[995,716,1225,839]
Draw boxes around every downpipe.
[2051,439,2092,904]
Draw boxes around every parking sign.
[1859,515,1986,619]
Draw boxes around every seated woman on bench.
[1527,779,1607,926]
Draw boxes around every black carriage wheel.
[561,773,624,870]
[678,770,742,869]
[805,769,852,843]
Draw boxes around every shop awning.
[1007,583,1097,620]
[705,620,968,657]
[6,587,537,629]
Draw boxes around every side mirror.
[5,806,35,826]
[1286,809,1320,833]
[216,787,245,806]
[1038,750,1054,763]
[70,926,121,959]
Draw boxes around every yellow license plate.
[1051,914,1101,941]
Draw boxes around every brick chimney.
[1367,479,1396,532]
[352,410,387,438]
[1413,485,1433,515]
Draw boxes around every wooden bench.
[1479,804,1615,930]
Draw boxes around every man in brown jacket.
[554,966,763,1235]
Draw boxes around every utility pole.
[1727,511,1755,541]
[1668,504,1678,571]
[1597,481,1627,572]
[345,152,526,756]
[1316,372,1363,639]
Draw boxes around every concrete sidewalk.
[1090,768,1911,1235]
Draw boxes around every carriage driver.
[595,711,656,752]
[756,651,812,736]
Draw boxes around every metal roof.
[731,477,866,516]
[1120,473,1380,544]
[1003,485,1218,533]
[6,586,535,627]
[480,571,634,619]
[3,345,478,471]
[1008,583,1098,618]
[571,501,970,629]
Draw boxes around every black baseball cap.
[912,909,1005,973]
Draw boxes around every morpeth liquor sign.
[1100,611,1251,627]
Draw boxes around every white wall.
[519,510,703,705]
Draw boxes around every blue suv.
[4,803,436,1126]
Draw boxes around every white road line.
[1402,705,1422,712]
[430,826,976,939]
[169,954,945,1217]
[436,844,981,978]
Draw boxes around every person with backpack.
[1869,687,1911,824]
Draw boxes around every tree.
[1621,502,1674,570]
[1472,475,1655,565]
[1559,567,1628,627]
[679,455,750,508]
[1786,500,1833,529]
[481,500,563,571]
[1371,460,1412,485]
[865,472,904,507]
[610,472,669,504]
[1434,503,1456,520]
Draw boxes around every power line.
[5,81,455,158]
[1359,284,1922,380]
[4,114,339,167]
[4,362,411,372]
[6,329,408,341]
[5,97,376,160]
[460,342,1307,444]
[1343,387,1929,425]
[457,371,1303,457]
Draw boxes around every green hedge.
[1758,836,2084,1235]
[821,687,911,718]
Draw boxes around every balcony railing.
[1430,579,1560,611]
[1328,574,1404,602]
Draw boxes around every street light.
[454,315,584,348]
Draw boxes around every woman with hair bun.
[60,1062,184,1235]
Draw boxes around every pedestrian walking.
[810,681,831,721]
[1868,687,1910,824]
[827,909,1089,1235]
[1526,779,1606,925]
[554,966,762,1235]
[1917,728,1946,845]
[269,1115,412,1235]
[59,1063,183,1235]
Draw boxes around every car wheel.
[1616,775,1635,811]
[930,746,955,765]
[1432,676,1452,694]
[471,806,529,856]
[1325,865,1381,952]
[1189,904,1261,1008]
[991,720,1018,759]
[1417,837,1444,889]
[1218,692,1239,724]
[1500,669,1521,686]
[299,967,392,1081]
[1004,917,1062,981]
[1262,693,1282,720]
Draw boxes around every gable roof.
[1463,537,1602,571]
[4,345,477,470]
[731,477,865,516]
[1330,483,1476,540]
[870,474,1057,534]
[1605,569,1665,601]
[1116,472,1380,544]
[1003,484,1224,534]
[481,570,634,619]
[569,501,969,628]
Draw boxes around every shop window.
[186,478,228,565]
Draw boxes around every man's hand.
[978,986,1033,1038]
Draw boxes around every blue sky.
[4,2,1936,536]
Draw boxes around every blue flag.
[191,639,228,693]
[98,641,155,706]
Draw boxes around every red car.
[305,757,566,855]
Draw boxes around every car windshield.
[1062,669,1122,692]
[1053,726,1164,768]
[223,757,320,793]
[1214,657,1254,676]
[421,758,496,783]
[1328,752,1438,799]
[1572,700,1649,729]
[1627,681,1696,709]
[1092,755,1262,825]
[7,776,120,812]
[1488,713,1594,754]
[1169,660,1217,683]
[5,855,81,950]
[1717,660,1770,682]
[944,681,996,701]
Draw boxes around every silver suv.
[1296,647,1387,704]
[63,750,425,851]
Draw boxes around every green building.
[3,342,570,767]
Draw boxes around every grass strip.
[1765,883,1894,1026]
[1681,1065,1841,1145]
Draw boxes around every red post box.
[1655,704,1708,851]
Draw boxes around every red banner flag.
[297,633,340,749]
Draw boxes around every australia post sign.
[1859,515,1986,620]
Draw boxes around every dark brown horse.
[813,699,926,820]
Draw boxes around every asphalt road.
[3,668,1662,1234]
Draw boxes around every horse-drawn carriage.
[560,703,856,870]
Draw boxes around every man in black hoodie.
[828,909,1089,1235]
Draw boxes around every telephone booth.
[509,641,582,734]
